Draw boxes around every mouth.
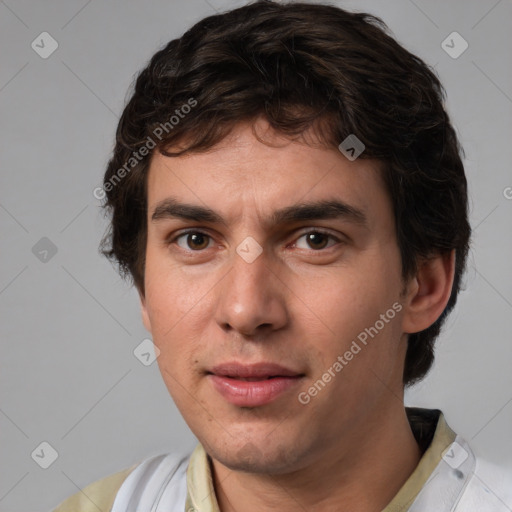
[223,376,280,381]
[207,362,305,407]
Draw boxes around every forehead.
[146,121,391,229]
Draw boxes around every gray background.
[1,0,511,511]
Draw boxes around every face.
[141,118,410,474]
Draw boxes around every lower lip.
[209,375,303,407]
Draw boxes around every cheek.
[143,267,213,372]
[305,272,385,331]
[302,265,403,367]
[144,250,207,333]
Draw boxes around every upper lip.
[208,362,303,379]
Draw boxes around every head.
[100,0,470,472]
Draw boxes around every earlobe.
[402,250,455,334]
[139,292,152,333]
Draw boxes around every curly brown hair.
[100,0,471,386]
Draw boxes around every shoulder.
[455,456,512,511]
[110,452,190,511]
[52,464,137,512]
[51,452,191,512]
[474,457,512,501]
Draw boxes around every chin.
[209,437,308,475]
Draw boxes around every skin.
[140,117,455,512]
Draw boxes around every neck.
[211,406,422,512]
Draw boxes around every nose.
[214,243,288,337]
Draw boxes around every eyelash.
[167,229,342,253]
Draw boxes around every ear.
[138,290,152,334]
[401,250,456,334]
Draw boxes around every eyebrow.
[151,197,367,227]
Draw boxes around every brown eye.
[305,232,329,250]
[295,231,338,251]
[175,231,212,251]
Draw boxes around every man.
[53,1,512,510]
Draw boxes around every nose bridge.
[232,243,269,298]
[215,241,286,335]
